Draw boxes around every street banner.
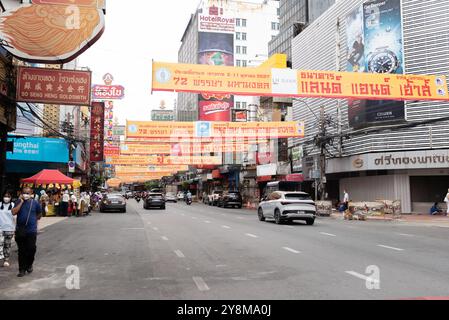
[115,165,189,174]
[121,143,250,155]
[17,67,92,106]
[126,121,305,139]
[1,2,105,63]
[116,172,168,179]
[152,61,449,102]
[106,155,222,166]
[90,102,105,162]
[104,146,120,156]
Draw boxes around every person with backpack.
[12,187,42,278]
[0,191,15,268]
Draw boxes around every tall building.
[292,0,449,213]
[177,0,280,122]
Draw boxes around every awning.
[21,169,74,185]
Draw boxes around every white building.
[177,0,280,121]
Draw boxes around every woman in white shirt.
[0,192,15,268]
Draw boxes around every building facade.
[292,0,449,213]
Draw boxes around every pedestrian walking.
[12,187,42,277]
[444,188,449,216]
[61,190,70,217]
[70,193,78,217]
[0,192,15,268]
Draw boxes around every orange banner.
[152,61,449,101]
[121,143,251,155]
[106,155,222,166]
[115,165,189,174]
[126,121,304,139]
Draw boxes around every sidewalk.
[37,217,67,232]
[330,212,449,227]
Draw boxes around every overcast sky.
[79,0,200,125]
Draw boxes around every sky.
[79,0,201,125]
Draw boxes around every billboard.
[346,0,405,128]
[126,121,305,139]
[152,61,449,102]
[106,155,223,166]
[198,31,234,122]
[90,102,105,162]
[92,85,125,100]
[7,137,69,163]
[0,2,105,63]
[17,67,92,106]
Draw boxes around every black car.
[218,191,243,209]
[100,194,127,213]
[143,193,166,210]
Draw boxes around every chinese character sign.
[90,102,105,162]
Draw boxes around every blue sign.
[195,121,211,138]
[7,137,69,163]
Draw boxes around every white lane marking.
[174,250,185,258]
[161,236,169,241]
[398,233,414,237]
[285,226,294,229]
[222,225,231,229]
[245,233,259,238]
[193,277,210,292]
[204,221,212,224]
[216,265,227,268]
[121,228,144,230]
[152,227,159,231]
[283,247,301,254]
[377,244,404,251]
[346,271,380,284]
[320,232,337,237]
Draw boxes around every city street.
[1,200,449,300]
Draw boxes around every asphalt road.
[1,199,449,300]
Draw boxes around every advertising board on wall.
[0,1,105,63]
[17,67,92,106]
[346,0,406,128]
[7,136,69,163]
[90,102,105,162]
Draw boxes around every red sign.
[104,146,120,157]
[17,67,92,106]
[257,176,273,183]
[212,169,222,179]
[199,100,231,121]
[284,174,304,182]
[92,85,125,100]
[90,102,105,162]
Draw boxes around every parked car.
[177,192,185,201]
[218,191,243,209]
[100,194,126,213]
[165,192,177,203]
[258,191,316,225]
[208,190,223,206]
[144,193,166,210]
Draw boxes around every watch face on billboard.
[346,0,405,129]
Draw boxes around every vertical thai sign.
[90,102,105,162]
[104,101,114,143]
[346,0,405,128]
[198,7,235,122]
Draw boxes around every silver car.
[258,191,316,225]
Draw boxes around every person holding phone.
[12,187,42,278]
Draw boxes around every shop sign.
[17,67,92,106]
[7,136,69,163]
[104,146,120,157]
[152,61,449,102]
[92,85,125,100]
[257,164,277,177]
[1,1,105,63]
[90,102,105,162]
[327,150,449,174]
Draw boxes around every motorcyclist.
[186,191,192,204]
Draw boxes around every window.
[242,102,247,109]
[236,46,241,54]
[236,18,241,27]
[242,60,247,67]
[242,32,247,41]
[242,46,247,54]
[236,32,241,40]
[236,60,241,67]
[272,22,277,30]
[277,8,280,16]
[236,102,241,108]
[242,19,247,27]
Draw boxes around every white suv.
[258,191,316,225]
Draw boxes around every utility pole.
[319,105,327,201]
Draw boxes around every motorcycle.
[136,197,141,203]
[186,197,192,205]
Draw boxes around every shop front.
[326,150,449,214]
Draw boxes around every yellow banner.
[121,143,251,155]
[152,61,449,101]
[115,172,168,179]
[106,155,222,166]
[126,121,304,139]
[115,165,189,174]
